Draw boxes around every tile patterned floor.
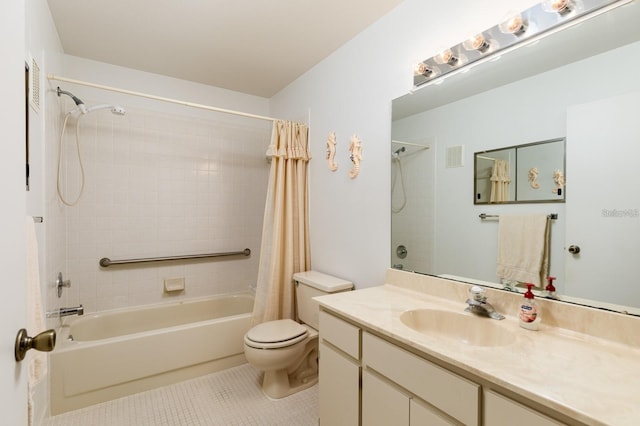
[44,364,318,426]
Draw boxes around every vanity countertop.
[317,280,640,426]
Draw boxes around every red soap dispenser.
[545,276,557,299]
[519,284,541,331]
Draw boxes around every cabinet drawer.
[363,332,479,426]
[484,390,564,426]
[319,310,360,359]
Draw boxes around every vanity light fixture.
[413,0,630,88]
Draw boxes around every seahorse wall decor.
[552,169,565,194]
[528,167,540,189]
[326,132,338,171]
[348,134,362,179]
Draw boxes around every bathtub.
[50,292,254,415]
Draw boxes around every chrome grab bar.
[99,248,251,267]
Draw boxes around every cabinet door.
[319,341,359,426]
[363,332,479,425]
[484,390,564,426]
[363,369,410,426]
[410,398,459,426]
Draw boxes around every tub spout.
[57,305,84,318]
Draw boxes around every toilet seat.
[245,319,309,349]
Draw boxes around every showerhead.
[85,104,126,116]
[57,87,125,116]
[57,86,87,114]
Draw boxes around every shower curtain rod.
[391,140,430,149]
[47,74,279,122]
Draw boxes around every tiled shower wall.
[59,103,271,313]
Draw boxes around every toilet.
[244,270,353,399]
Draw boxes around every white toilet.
[244,271,353,399]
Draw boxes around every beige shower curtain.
[490,159,511,203]
[251,120,311,325]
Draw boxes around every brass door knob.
[568,245,581,254]
[15,328,56,362]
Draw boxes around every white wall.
[269,0,537,288]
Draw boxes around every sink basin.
[399,308,516,347]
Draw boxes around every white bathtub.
[50,292,254,414]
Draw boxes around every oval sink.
[399,308,516,347]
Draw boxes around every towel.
[26,217,46,426]
[496,214,550,287]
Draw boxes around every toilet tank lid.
[293,271,353,293]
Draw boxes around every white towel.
[496,214,550,287]
[26,217,46,426]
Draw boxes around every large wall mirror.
[391,0,640,314]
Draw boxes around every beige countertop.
[317,276,640,426]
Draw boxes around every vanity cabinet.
[318,310,361,426]
[319,307,574,426]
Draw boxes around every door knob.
[15,328,56,362]
[568,245,581,254]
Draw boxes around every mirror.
[474,138,565,204]
[391,0,640,314]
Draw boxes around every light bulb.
[416,62,433,77]
[542,0,575,15]
[435,49,460,66]
[499,13,528,35]
[463,34,491,53]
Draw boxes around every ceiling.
[46,0,404,98]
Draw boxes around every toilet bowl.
[244,319,319,399]
[244,271,353,399]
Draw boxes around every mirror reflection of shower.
[390,138,434,273]
[56,87,126,206]
[391,140,429,214]
[391,144,407,213]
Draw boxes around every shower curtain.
[490,159,511,203]
[251,120,311,325]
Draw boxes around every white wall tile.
[62,103,270,312]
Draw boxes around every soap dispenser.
[544,276,557,299]
[519,284,541,331]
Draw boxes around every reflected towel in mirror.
[496,214,550,287]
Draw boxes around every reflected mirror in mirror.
[474,138,565,204]
[391,0,640,315]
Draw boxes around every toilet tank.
[294,271,353,329]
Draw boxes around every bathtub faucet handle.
[56,272,71,298]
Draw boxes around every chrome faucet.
[48,305,84,318]
[465,286,504,320]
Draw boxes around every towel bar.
[479,213,558,220]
